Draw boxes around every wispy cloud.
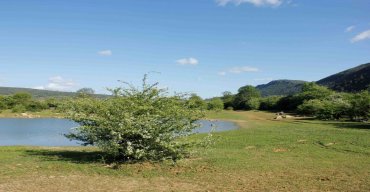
[218,71,227,76]
[176,57,199,65]
[351,29,370,43]
[35,76,77,91]
[345,25,355,32]
[229,66,259,73]
[97,50,112,56]
[218,66,259,76]
[216,0,284,7]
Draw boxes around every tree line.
[0,88,97,113]
[206,82,369,121]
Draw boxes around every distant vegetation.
[254,63,370,96]
[0,92,61,113]
[0,87,77,98]
[317,62,370,92]
[256,80,306,96]
[217,82,369,121]
[0,87,105,114]
[0,86,108,98]
[0,63,369,121]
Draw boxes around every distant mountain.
[0,87,108,98]
[256,80,307,97]
[317,63,370,92]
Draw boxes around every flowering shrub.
[65,75,204,162]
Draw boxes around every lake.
[0,118,237,146]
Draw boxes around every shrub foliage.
[65,75,204,162]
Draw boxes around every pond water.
[0,118,237,146]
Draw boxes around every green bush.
[298,93,351,120]
[65,76,205,162]
[12,92,32,106]
[26,100,49,112]
[245,97,260,110]
[233,85,261,110]
[187,94,207,110]
[347,91,370,120]
[0,96,7,110]
[207,98,224,111]
[259,96,281,110]
[221,91,234,109]
[12,104,27,113]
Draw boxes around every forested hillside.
[317,63,370,92]
[256,80,307,96]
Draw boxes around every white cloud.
[229,66,259,73]
[33,86,45,90]
[97,50,112,56]
[345,25,355,32]
[35,76,77,91]
[176,57,199,65]
[218,66,259,76]
[216,0,283,7]
[351,29,370,43]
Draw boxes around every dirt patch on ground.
[273,148,288,153]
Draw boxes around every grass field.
[0,111,369,191]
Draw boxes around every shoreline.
[0,111,64,119]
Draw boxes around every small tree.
[298,93,351,120]
[207,98,224,111]
[66,75,205,162]
[347,91,370,120]
[259,96,281,111]
[299,82,332,101]
[233,85,261,110]
[0,96,7,110]
[187,94,207,110]
[76,88,95,98]
[221,91,234,109]
[245,97,260,110]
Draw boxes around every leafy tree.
[187,94,207,110]
[347,91,370,120]
[65,75,205,162]
[298,93,351,120]
[77,88,95,98]
[0,96,7,110]
[26,100,48,112]
[299,82,332,101]
[12,92,32,106]
[221,91,234,109]
[245,97,260,110]
[12,104,27,113]
[45,97,59,108]
[207,98,224,111]
[259,96,281,110]
[1,96,15,109]
[233,85,261,110]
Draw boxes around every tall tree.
[233,85,261,110]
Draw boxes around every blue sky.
[0,0,369,98]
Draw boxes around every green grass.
[0,111,369,191]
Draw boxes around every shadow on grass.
[290,119,370,130]
[328,122,370,130]
[25,149,106,164]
